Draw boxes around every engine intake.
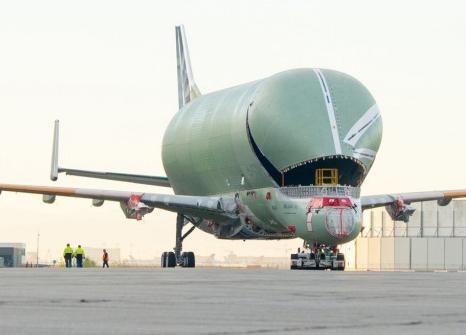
[385,198,415,223]
[43,194,56,204]
[120,194,154,220]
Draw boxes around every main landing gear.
[161,213,196,268]
[290,243,345,271]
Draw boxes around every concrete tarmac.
[0,268,466,334]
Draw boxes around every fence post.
[409,237,412,270]
[452,209,456,237]
[405,215,408,237]
[381,211,385,237]
[420,202,424,237]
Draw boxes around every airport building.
[0,243,26,267]
[341,200,466,270]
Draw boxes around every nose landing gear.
[161,213,196,268]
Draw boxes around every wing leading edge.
[361,189,466,209]
[0,183,238,221]
[361,189,466,223]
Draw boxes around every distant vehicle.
[1,26,465,270]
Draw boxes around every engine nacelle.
[43,194,56,204]
[92,199,105,207]
[120,194,154,220]
[437,198,452,206]
[385,198,415,223]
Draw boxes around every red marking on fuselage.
[309,197,353,209]
[287,225,296,233]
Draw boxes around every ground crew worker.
[63,244,73,268]
[74,245,85,268]
[102,249,109,268]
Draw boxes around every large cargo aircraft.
[1,26,465,268]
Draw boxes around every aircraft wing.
[361,189,466,222]
[361,190,466,209]
[0,183,238,221]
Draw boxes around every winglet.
[50,120,60,181]
[175,25,201,109]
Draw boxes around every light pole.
[36,232,40,267]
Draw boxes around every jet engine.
[437,198,452,206]
[120,194,154,220]
[385,197,415,223]
[42,194,56,204]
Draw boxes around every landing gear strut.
[161,213,196,268]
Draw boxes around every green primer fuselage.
[162,68,382,245]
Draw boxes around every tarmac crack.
[79,299,111,303]
[206,320,425,335]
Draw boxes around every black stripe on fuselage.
[246,108,282,185]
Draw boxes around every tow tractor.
[317,250,345,270]
[290,246,345,271]
[290,251,317,270]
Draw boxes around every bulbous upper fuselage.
[162,68,382,196]
[162,68,381,245]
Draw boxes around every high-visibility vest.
[75,247,85,256]
[63,246,73,256]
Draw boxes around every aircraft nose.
[300,197,361,244]
[320,207,357,239]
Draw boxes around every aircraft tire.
[182,251,195,268]
[161,252,167,268]
[166,252,176,267]
[335,253,345,271]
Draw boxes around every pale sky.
[0,0,465,261]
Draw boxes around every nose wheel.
[161,213,197,268]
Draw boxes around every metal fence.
[362,200,466,238]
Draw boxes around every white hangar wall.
[341,200,466,271]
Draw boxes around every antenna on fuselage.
[175,25,201,109]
